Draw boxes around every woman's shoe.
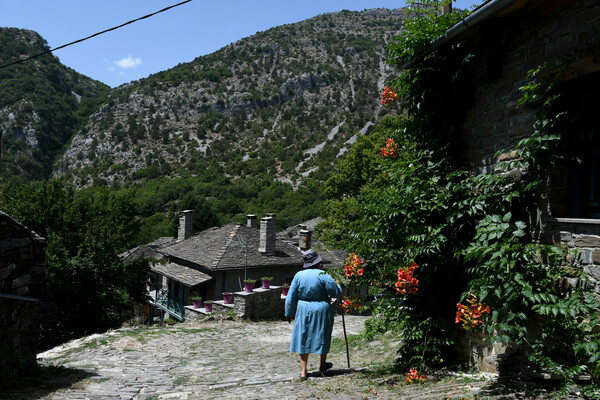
[319,362,333,372]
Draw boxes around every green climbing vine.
[320,0,600,395]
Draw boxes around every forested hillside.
[53,9,404,188]
[0,28,111,184]
[1,9,404,240]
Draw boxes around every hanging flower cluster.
[455,294,491,330]
[381,85,399,105]
[344,253,366,277]
[405,368,427,384]
[380,138,400,158]
[341,297,362,313]
[395,263,419,295]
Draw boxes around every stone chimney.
[178,210,193,241]
[299,229,312,250]
[258,216,276,254]
[247,214,257,229]
[266,213,277,227]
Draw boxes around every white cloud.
[113,55,143,69]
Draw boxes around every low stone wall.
[544,218,600,292]
[183,287,342,322]
[182,287,285,321]
[184,301,235,321]
[232,286,285,320]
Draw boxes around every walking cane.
[340,300,350,368]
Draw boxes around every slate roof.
[317,248,347,269]
[160,223,304,271]
[277,217,323,241]
[276,217,347,269]
[119,237,176,262]
[151,262,213,287]
[119,245,163,262]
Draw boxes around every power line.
[0,0,193,70]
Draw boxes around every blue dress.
[285,268,342,354]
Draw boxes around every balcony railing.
[154,287,185,321]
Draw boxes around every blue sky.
[1,0,482,88]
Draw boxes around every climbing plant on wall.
[321,0,600,395]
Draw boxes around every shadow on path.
[3,365,96,400]
[308,367,366,378]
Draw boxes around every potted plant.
[190,295,202,309]
[282,283,290,296]
[204,300,213,313]
[222,292,233,304]
[244,279,256,293]
[261,276,274,289]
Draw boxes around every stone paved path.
[6,315,501,400]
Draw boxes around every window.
[549,70,600,219]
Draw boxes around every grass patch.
[330,333,366,353]
[330,328,401,370]
[178,327,215,334]
[174,375,189,386]
[59,338,103,358]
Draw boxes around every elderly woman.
[285,249,342,380]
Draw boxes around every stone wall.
[544,218,600,291]
[452,0,600,374]
[182,287,285,321]
[209,266,301,301]
[232,287,286,320]
[460,0,600,174]
[0,211,46,363]
[184,285,343,322]
[457,0,600,294]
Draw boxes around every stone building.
[134,212,339,321]
[427,0,600,372]
[436,0,600,285]
[0,211,46,364]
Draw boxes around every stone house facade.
[439,0,600,283]
[429,0,600,371]
[0,211,46,364]
[159,212,305,302]
[132,212,340,321]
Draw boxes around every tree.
[321,1,600,395]
[0,180,149,345]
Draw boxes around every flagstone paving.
[5,315,577,399]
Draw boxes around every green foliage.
[125,176,325,245]
[320,0,600,393]
[322,118,482,370]
[0,28,110,184]
[460,67,600,392]
[0,180,149,345]
[395,317,454,371]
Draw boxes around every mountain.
[0,28,111,184]
[49,8,404,188]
